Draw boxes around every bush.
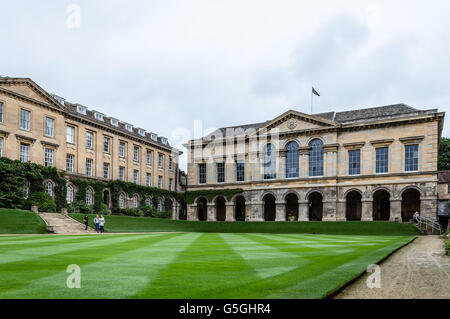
[121,208,144,217]
[27,192,56,213]
[97,203,110,215]
[67,200,94,214]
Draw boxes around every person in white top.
[98,215,105,234]
[93,215,100,233]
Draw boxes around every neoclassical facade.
[0,77,181,210]
[183,105,446,222]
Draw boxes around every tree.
[439,137,450,171]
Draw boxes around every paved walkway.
[335,236,450,299]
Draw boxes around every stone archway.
[285,193,299,221]
[373,189,390,221]
[215,196,226,221]
[346,191,362,221]
[196,197,207,221]
[308,192,323,221]
[401,188,421,222]
[234,195,246,221]
[103,189,110,208]
[263,194,276,221]
[179,198,187,220]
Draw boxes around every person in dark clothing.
[83,215,89,231]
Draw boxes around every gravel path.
[335,236,450,299]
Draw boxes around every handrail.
[416,215,443,234]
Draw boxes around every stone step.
[38,213,96,234]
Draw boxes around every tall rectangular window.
[103,137,110,153]
[66,154,74,173]
[158,176,163,188]
[376,147,389,174]
[20,109,30,130]
[133,170,139,184]
[86,132,93,149]
[67,126,75,144]
[348,149,361,175]
[146,173,151,186]
[119,142,126,158]
[20,143,30,162]
[199,163,206,184]
[217,162,225,183]
[236,161,245,182]
[169,157,173,170]
[119,166,125,181]
[158,154,164,168]
[103,163,110,179]
[45,117,54,137]
[86,158,93,176]
[134,146,139,162]
[0,102,3,122]
[44,148,54,167]
[0,137,3,157]
[169,178,173,191]
[405,144,419,172]
[147,150,152,165]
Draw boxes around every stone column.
[249,201,264,221]
[279,151,286,180]
[361,200,373,221]
[207,203,216,221]
[245,203,252,222]
[390,200,401,222]
[172,202,179,220]
[187,204,197,221]
[420,199,438,220]
[298,201,309,221]
[336,201,346,221]
[225,203,235,222]
[322,201,337,221]
[275,201,286,221]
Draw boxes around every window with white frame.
[158,154,164,168]
[119,166,125,181]
[103,163,110,179]
[66,184,74,204]
[66,154,74,173]
[94,112,104,121]
[103,137,110,153]
[134,146,139,162]
[119,193,126,209]
[44,148,54,167]
[169,178,173,191]
[147,150,152,165]
[20,109,30,130]
[145,197,151,206]
[0,137,3,157]
[44,181,53,197]
[158,176,163,188]
[132,195,139,208]
[285,141,299,178]
[66,126,75,144]
[146,173,151,187]
[45,117,54,137]
[348,149,361,175]
[24,182,29,198]
[263,144,276,180]
[198,163,206,184]
[0,102,3,122]
[20,143,30,162]
[376,147,389,174]
[405,144,419,172]
[216,162,225,183]
[86,131,93,149]
[119,142,126,158]
[309,139,324,177]
[169,157,173,170]
[86,187,93,205]
[133,170,139,184]
[236,161,245,182]
[86,158,93,176]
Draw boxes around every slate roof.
[438,171,450,183]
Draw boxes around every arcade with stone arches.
[180,184,432,222]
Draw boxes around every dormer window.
[76,105,87,115]
[138,129,146,137]
[150,133,158,141]
[52,94,65,105]
[94,112,104,121]
[161,137,168,145]
[111,118,119,127]
[125,124,133,132]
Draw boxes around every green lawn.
[0,208,47,234]
[70,214,421,236]
[0,232,414,299]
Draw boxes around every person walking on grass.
[99,215,105,234]
[93,215,100,233]
[83,215,89,232]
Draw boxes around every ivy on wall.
[183,189,244,204]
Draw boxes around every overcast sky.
[1,0,449,170]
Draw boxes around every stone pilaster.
[249,201,264,221]
[420,199,438,220]
[225,203,235,222]
[187,204,197,221]
[361,200,373,221]
[336,201,346,221]
[275,201,286,221]
[298,201,309,221]
[207,203,216,221]
[390,200,401,222]
[322,201,337,221]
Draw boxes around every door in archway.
[216,197,226,221]
[197,198,207,221]
[264,194,276,221]
[103,190,110,207]
[308,192,323,221]
[401,189,420,222]
[373,190,390,221]
[346,191,362,221]
[285,193,299,221]
[235,196,246,221]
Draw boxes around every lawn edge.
[323,235,418,299]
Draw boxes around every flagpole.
[311,89,313,115]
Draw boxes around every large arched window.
[66,184,74,204]
[309,139,324,177]
[119,193,126,209]
[285,141,299,178]
[132,195,139,208]
[263,144,276,180]
[44,181,53,197]
[86,187,94,205]
[145,196,152,207]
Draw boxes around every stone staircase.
[38,213,95,234]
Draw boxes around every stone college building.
[184,105,447,223]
